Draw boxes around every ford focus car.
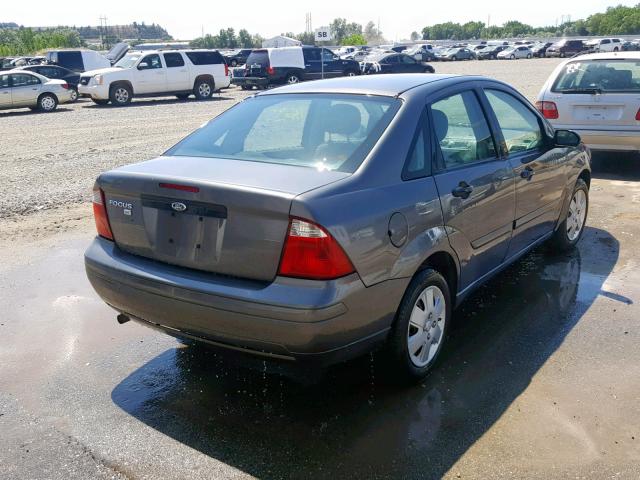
[85,74,591,382]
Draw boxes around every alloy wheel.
[567,189,587,241]
[407,285,446,368]
[114,87,129,104]
[198,83,211,97]
[40,95,56,111]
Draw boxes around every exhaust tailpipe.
[117,313,130,325]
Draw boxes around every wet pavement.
[1,155,639,479]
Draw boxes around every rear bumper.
[84,237,406,365]
[231,76,270,87]
[552,125,640,151]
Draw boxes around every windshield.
[552,60,640,93]
[114,53,142,69]
[165,94,400,173]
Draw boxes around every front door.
[302,48,322,80]
[482,87,567,257]
[0,74,11,108]
[10,73,41,106]
[135,54,166,94]
[431,89,516,292]
[321,48,342,78]
[163,52,190,91]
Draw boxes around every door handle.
[452,182,473,199]
[521,167,535,180]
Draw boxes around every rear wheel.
[38,93,58,112]
[285,72,301,84]
[194,78,214,100]
[385,268,451,384]
[549,179,589,252]
[109,84,132,106]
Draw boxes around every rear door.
[482,87,566,257]
[0,74,10,107]
[163,52,190,91]
[302,48,322,79]
[135,54,166,93]
[399,54,421,72]
[430,87,516,291]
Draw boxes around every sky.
[3,1,636,41]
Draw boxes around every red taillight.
[278,218,355,280]
[61,83,69,90]
[635,107,640,121]
[159,182,200,193]
[535,100,559,119]
[224,63,229,76]
[92,187,114,240]
[266,66,275,75]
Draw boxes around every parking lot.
[1,57,639,479]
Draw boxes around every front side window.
[140,54,162,69]
[303,49,321,62]
[431,90,497,169]
[322,49,335,61]
[485,89,543,154]
[552,59,640,93]
[165,94,400,173]
[115,54,142,69]
[11,74,40,87]
[163,53,185,68]
[401,55,415,64]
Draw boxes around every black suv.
[224,49,253,67]
[232,46,360,89]
[545,39,585,58]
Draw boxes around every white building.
[261,35,302,48]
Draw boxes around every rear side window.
[552,59,640,93]
[303,49,321,62]
[0,75,9,88]
[484,90,543,153]
[185,51,224,65]
[165,94,400,173]
[163,53,185,68]
[431,91,497,169]
[11,74,40,87]
[58,51,83,71]
[403,114,429,180]
[246,51,269,66]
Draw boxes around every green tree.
[342,33,366,45]
[238,29,253,47]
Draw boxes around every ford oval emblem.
[171,202,187,212]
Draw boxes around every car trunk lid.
[547,91,640,127]
[98,156,349,282]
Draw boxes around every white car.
[497,46,532,60]
[536,51,640,152]
[585,38,622,53]
[78,49,231,106]
[0,70,73,112]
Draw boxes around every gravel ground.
[0,57,563,240]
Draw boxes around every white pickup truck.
[78,49,231,106]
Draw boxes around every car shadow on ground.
[80,95,237,109]
[591,151,640,181]
[0,107,73,118]
[111,226,620,479]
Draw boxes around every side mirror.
[554,129,581,147]
[137,62,149,70]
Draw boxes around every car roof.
[3,69,49,80]
[257,73,464,97]
[566,51,640,61]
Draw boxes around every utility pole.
[99,15,108,49]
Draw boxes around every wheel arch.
[110,80,133,95]
[416,250,459,301]
[578,168,591,188]
[194,74,215,89]
[37,91,58,103]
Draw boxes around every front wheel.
[451,55,457,61]
[285,72,301,84]
[344,69,358,77]
[527,53,532,59]
[385,268,451,384]
[549,179,589,252]
[109,84,132,106]
[38,93,58,112]
[510,54,516,60]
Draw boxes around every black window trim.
[401,109,432,181]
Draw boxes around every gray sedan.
[0,70,73,112]
[85,74,591,382]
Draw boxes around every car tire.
[451,55,457,61]
[37,93,58,112]
[344,69,358,77]
[240,85,253,90]
[613,47,619,52]
[109,84,132,106]
[384,268,451,384]
[527,53,532,59]
[175,93,190,100]
[560,52,566,58]
[194,78,214,100]
[285,72,301,84]
[423,66,434,73]
[91,98,109,106]
[69,87,79,102]
[549,179,589,252]
[510,54,516,60]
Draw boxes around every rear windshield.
[165,94,401,173]
[552,59,640,93]
[246,51,269,66]
[185,51,224,65]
